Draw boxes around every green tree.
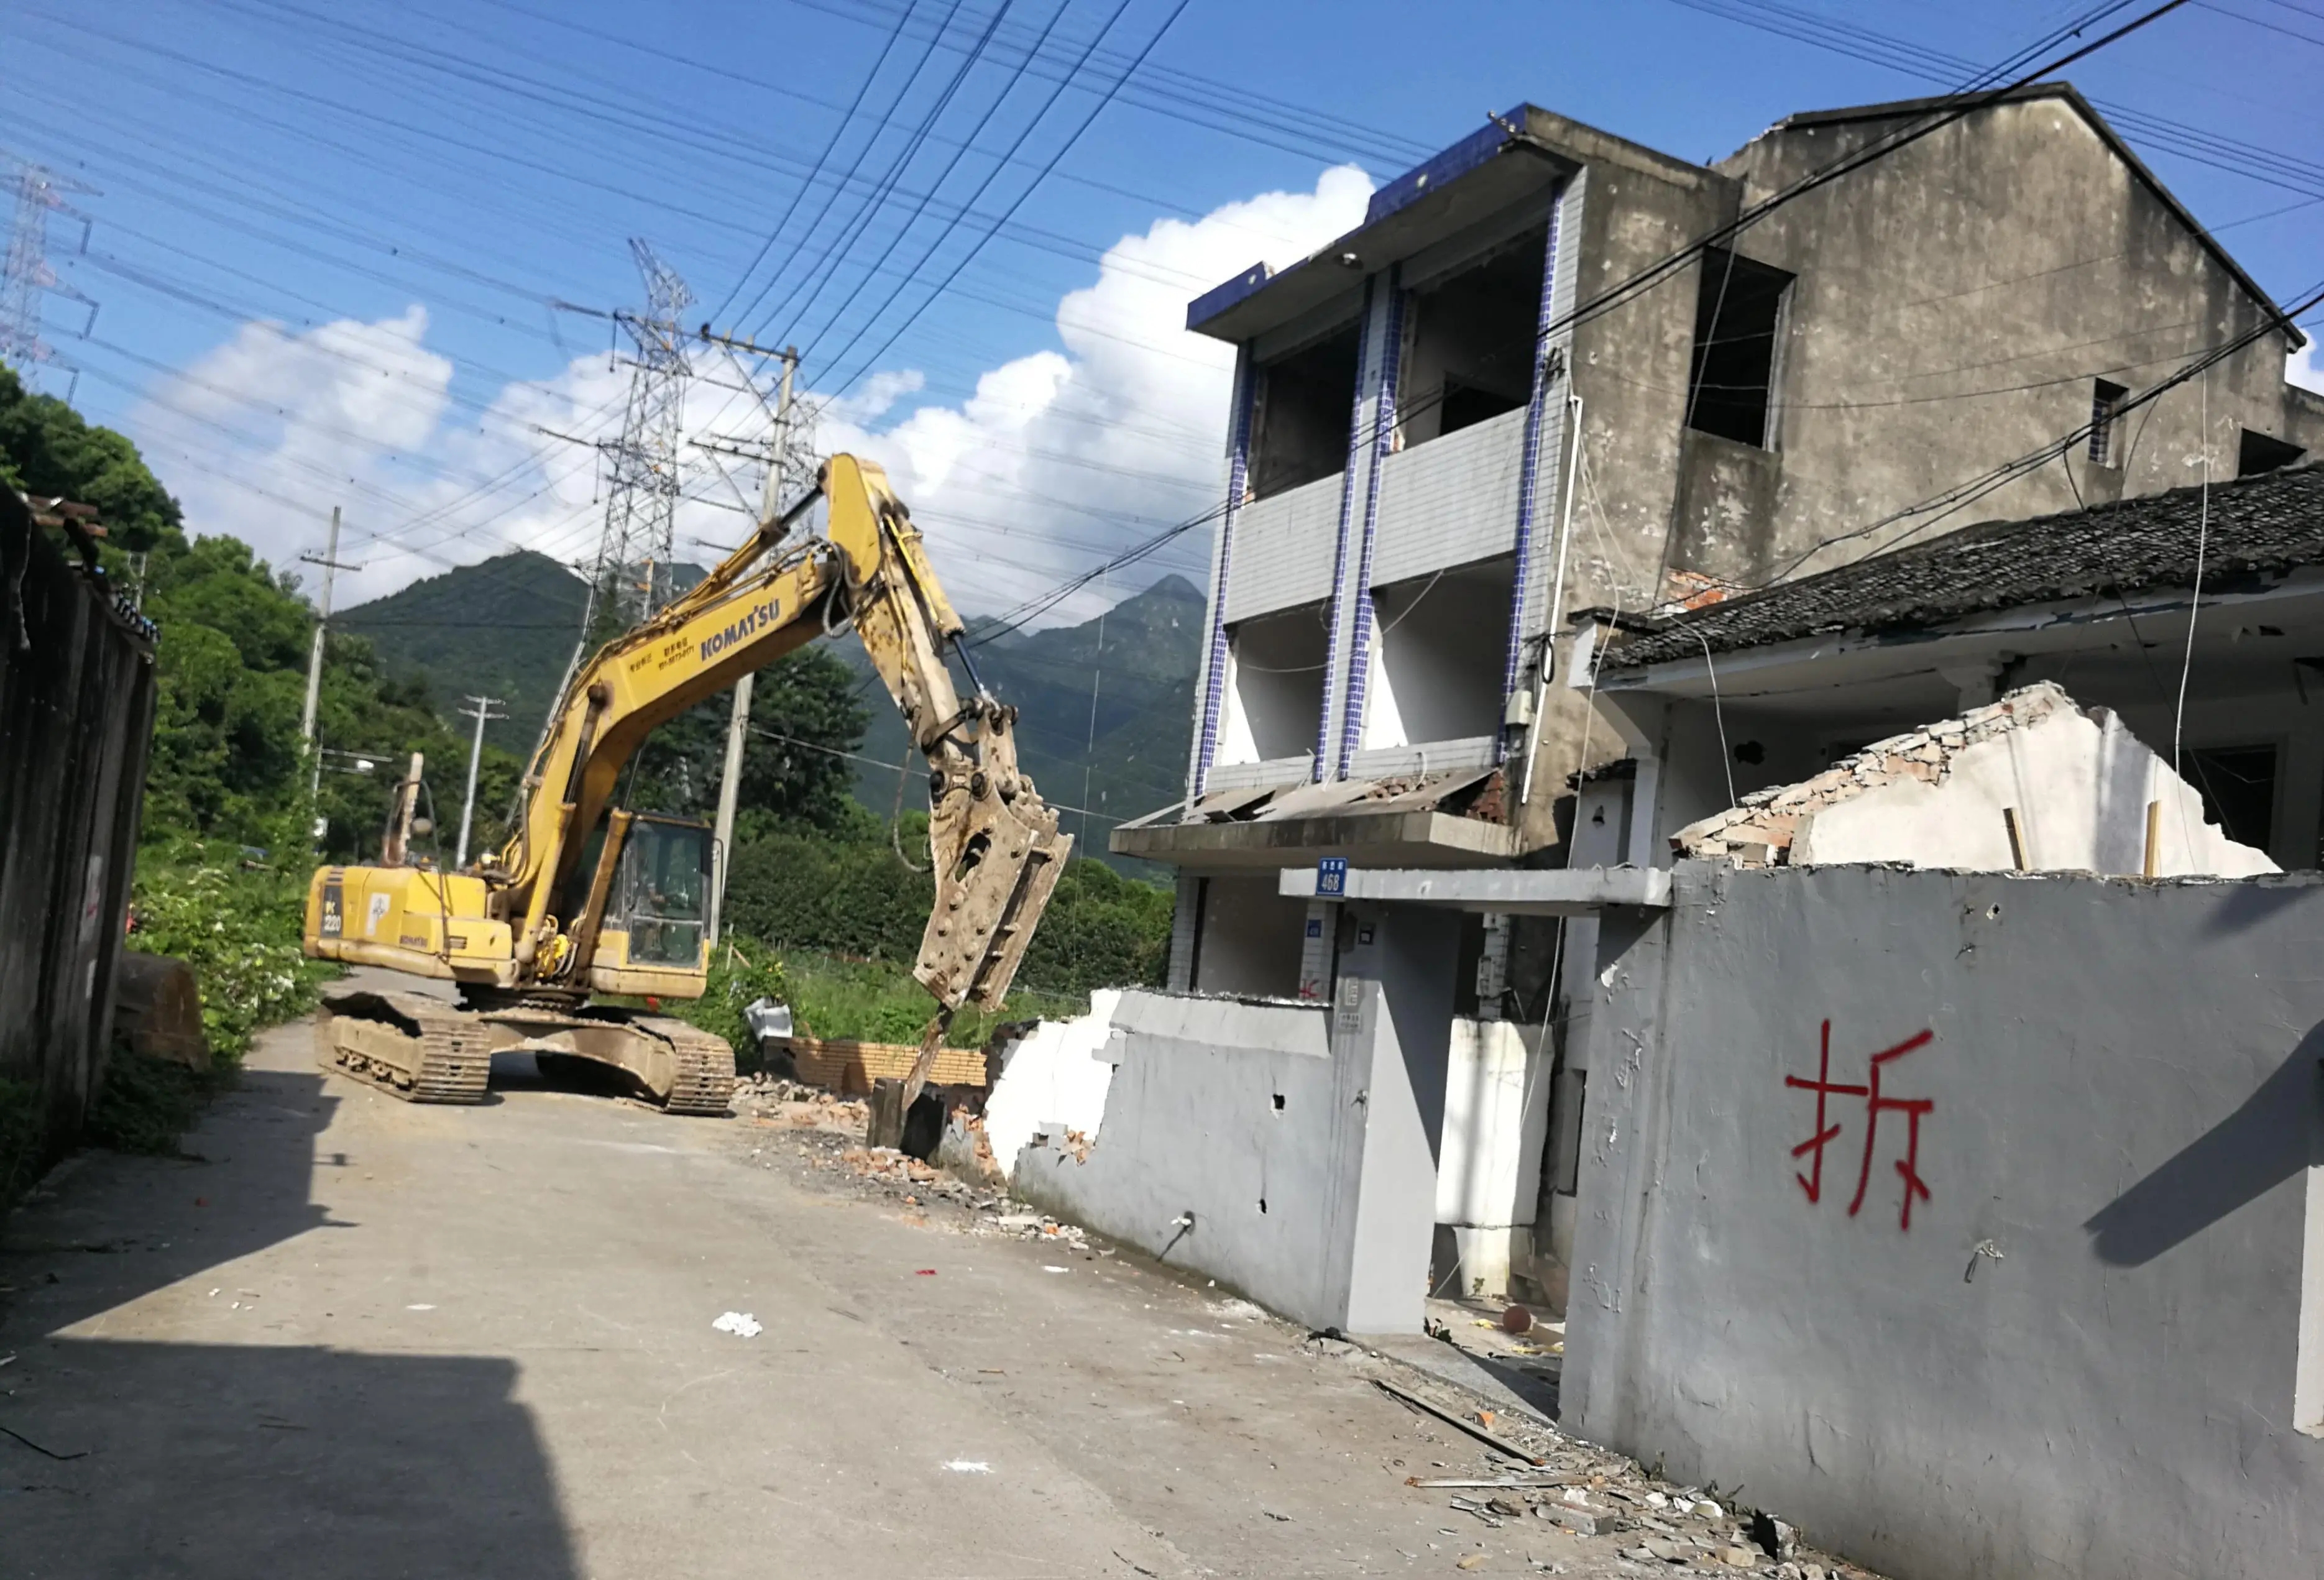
[0,368,487,852]
[627,646,871,834]
[0,367,180,548]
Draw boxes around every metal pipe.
[1520,392,1584,809]
[1497,182,1570,763]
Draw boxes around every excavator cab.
[609,814,711,969]
[548,809,715,993]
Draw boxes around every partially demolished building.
[1115,83,2322,993]
[1587,461,2324,870]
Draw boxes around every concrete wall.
[1563,863,2324,1580]
[980,990,1123,1178]
[0,489,157,1193]
[1016,905,1460,1334]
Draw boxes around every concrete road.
[0,978,1747,1579]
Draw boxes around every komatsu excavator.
[301,455,1071,1115]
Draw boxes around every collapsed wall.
[1672,681,2276,876]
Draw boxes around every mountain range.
[336,552,1203,867]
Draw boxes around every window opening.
[2239,428,2305,477]
[1401,225,1547,449]
[1685,249,1792,449]
[2088,379,2128,467]
[1366,557,1516,747]
[1250,319,1362,498]
[1224,602,1330,763]
[1190,875,1308,998]
[2182,743,2276,854]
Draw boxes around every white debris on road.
[711,1311,763,1338]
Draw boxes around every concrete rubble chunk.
[112,951,209,1070]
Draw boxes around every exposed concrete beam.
[1114,809,1521,870]
[1276,863,1672,914]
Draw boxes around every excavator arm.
[497,454,1070,1011]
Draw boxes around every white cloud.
[127,165,1376,625]
[813,164,1375,622]
[2292,342,2324,397]
[130,305,630,607]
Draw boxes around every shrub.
[722,827,1175,999]
[1017,858,1173,996]
[83,1051,225,1157]
[130,842,340,1063]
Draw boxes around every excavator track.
[316,989,495,1105]
[627,1015,738,1117]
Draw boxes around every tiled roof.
[1607,462,2324,670]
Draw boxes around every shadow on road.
[0,1043,579,1578]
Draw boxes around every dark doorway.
[1251,320,1362,498]
[1402,225,1547,448]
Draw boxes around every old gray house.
[1581,461,2324,873]
[1114,83,2323,1000]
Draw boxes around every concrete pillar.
[1188,348,1258,804]
[1319,901,1460,1334]
[1166,875,1201,993]
[1315,276,1402,781]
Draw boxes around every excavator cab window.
[615,814,711,967]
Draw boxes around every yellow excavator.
[301,454,1071,1115]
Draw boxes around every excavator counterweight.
[302,456,1071,1112]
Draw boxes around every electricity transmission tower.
[586,239,694,632]
[0,158,98,397]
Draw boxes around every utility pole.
[300,506,361,807]
[707,346,799,947]
[386,751,425,866]
[455,694,506,868]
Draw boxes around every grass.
[658,939,1088,1070]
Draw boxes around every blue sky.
[1,0,2317,618]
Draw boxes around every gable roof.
[1762,83,2301,346]
[1604,462,2324,670]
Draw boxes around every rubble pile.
[1673,682,2070,866]
[1400,1428,1875,1577]
[730,1073,867,1134]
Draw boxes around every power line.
[786,0,1081,370]
[726,0,981,341]
[808,0,1195,416]
[797,0,1142,384]
[709,0,924,326]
